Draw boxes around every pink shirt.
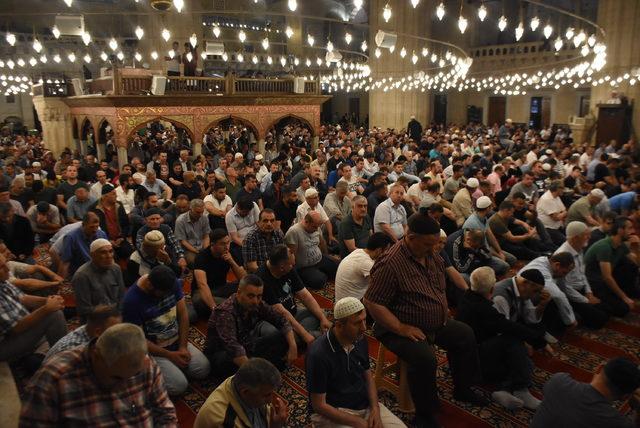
[487,172,502,195]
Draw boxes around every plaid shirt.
[241,228,285,267]
[136,224,185,259]
[20,344,177,428]
[44,325,91,361]
[0,281,29,342]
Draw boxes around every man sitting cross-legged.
[306,297,407,428]
[122,265,210,396]
[257,244,332,346]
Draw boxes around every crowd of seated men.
[1,118,640,428]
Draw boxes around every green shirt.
[567,196,594,224]
[584,236,629,278]
[225,179,242,203]
[488,213,510,238]
[338,214,372,257]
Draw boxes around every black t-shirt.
[593,163,610,183]
[57,180,88,202]
[257,264,304,315]
[274,201,298,233]
[35,187,58,205]
[193,248,231,292]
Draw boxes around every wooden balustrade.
[234,78,294,94]
[120,76,152,95]
[87,77,114,95]
[165,76,226,94]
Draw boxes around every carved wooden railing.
[165,76,226,94]
[234,78,293,94]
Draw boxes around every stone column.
[193,142,202,157]
[591,0,640,135]
[32,97,75,157]
[258,139,266,153]
[312,136,319,151]
[367,0,435,129]
[117,146,128,171]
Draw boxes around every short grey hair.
[11,176,25,187]
[470,266,496,296]
[233,358,282,390]
[95,323,147,366]
[145,170,156,178]
[190,198,205,209]
[352,195,367,205]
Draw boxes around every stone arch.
[126,116,195,146]
[204,115,259,139]
[266,114,316,137]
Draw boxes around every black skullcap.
[604,357,640,394]
[144,207,163,217]
[36,201,50,213]
[101,183,115,195]
[407,212,440,235]
[148,265,177,293]
[519,269,545,287]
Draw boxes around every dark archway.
[80,118,96,156]
[205,116,259,139]
[267,114,315,138]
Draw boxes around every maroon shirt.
[365,239,448,332]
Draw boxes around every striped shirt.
[365,239,448,332]
[20,344,177,427]
[45,325,91,361]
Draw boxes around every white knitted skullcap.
[305,188,319,198]
[466,177,479,188]
[590,188,605,199]
[334,297,365,320]
[90,238,112,253]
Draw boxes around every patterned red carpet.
[31,244,638,427]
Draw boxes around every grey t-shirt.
[531,373,633,428]
[443,177,460,201]
[285,223,322,268]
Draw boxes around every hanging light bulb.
[189,33,198,48]
[52,26,61,39]
[576,30,586,45]
[498,15,507,32]
[285,26,293,38]
[326,40,334,52]
[305,57,311,66]
[294,57,299,66]
[151,51,158,60]
[237,53,244,62]
[64,0,72,6]
[354,0,363,11]
[345,32,352,45]
[29,57,37,67]
[383,3,392,22]
[389,44,395,53]
[161,28,171,42]
[6,33,16,46]
[573,34,581,47]
[554,37,563,51]
[251,54,258,64]
[81,31,91,46]
[530,16,540,31]
[133,52,141,62]
[515,22,524,41]
[168,49,175,59]
[238,30,246,43]
[109,37,118,51]
[173,0,184,12]
[183,52,191,62]
[411,0,420,8]
[39,54,47,63]
[84,53,92,63]
[201,51,207,60]
[262,37,269,50]
[400,47,406,58]
[100,51,108,61]
[436,2,445,20]
[565,27,574,40]
[316,57,322,66]
[212,25,221,38]
[587,34,596,47]
[116,51,124,61]
[458,16,468,34]
[478,3,487,21]
[222,52,228,61]
[267,55,273,64]
[411,51,418,64]
[7,59,14,69]
[421,47,428,56]
[361,40,367,52]
[581,45,589,57]
[53,54,61,64]
[288,0,297,12]
[67,52,76,63]
[307,34,315,46]
[374,47,381,58]
[280,56,287,67]
[543,23,553,39]
[135,26,144,40]
[33,38,43,53]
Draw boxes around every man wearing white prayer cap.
[305,297,407,428]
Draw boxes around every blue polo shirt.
[305,329,370,411]
[60,227,108,274]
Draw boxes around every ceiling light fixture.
[498,15,507,32]
[307,34,314,46]
[530,16,540,31]
[354,0,363,11]
[33,39,43,53]
[458,16,468,34]
[100,51,108,61]
[238,30,246,43]
[173,0,184,12]
[135,52,142,62]
[64,0,73,7]
[515,22,524,41]
[554,37,563,51]
[565,27,574,40]
[411,0,420,8]
[361,40,367,52]
[478,3,487,21]
[285,26,293,38]
[288,0,297,12]
[262,37,269,50]
[190,33,197,48]
[135,26,144,40]
[116,51,124,61]
[84,54,92,63]
[67,52,76,63]
[53,55,61,64]
[81,31,91,46]
[109,37,118,51]
[436,2,445,20]
[212,26,221,38]
[52,26,61,39]
[6,33,16,46]
[383,3,392,22]
[161,28,171,42]
[543,23,553,39]
[151,51,158,60]
[345,32,352,45]
[39,54,47,63]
